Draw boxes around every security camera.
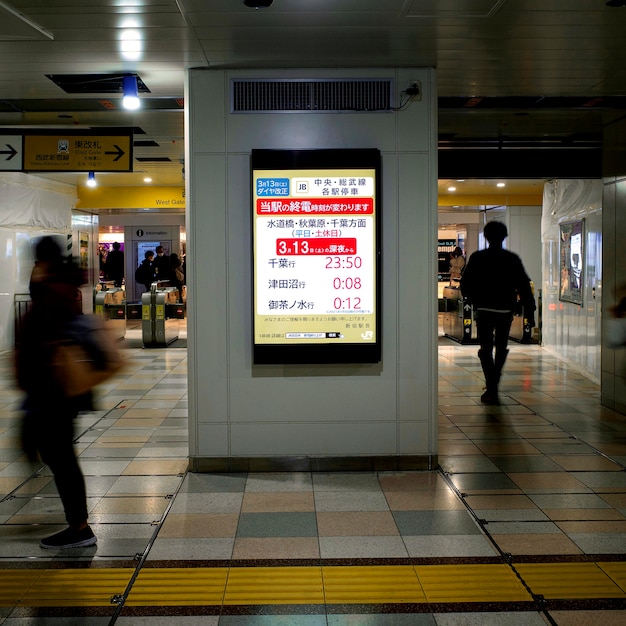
[244,0,273,7]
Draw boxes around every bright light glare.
[120,29,142,61]
[87,172,97,187]
[122,75,140,110]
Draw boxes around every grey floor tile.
[170,492,244,513]
[329,616,436,625]
[403,534,498,557]
[434,613,547,625]
[566,532,626,553]
[221,617,326,626]
[449,473,520,492]
[147,537,234,560]
[178,472,247,493]
[319,535,409,558]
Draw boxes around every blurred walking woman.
[15,236,97,550]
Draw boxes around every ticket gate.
[94,287,126,340]
[443,285,537,345]
[509,303,535,343]
[141,283,182,347]
[442,286,478,344]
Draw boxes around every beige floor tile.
[90,496,169,515]
[476,442,541,455]
[548,611,626,626]
[601,493,626,508]
[159,513,239,538]
[490,533,583,556]
[122,459,189,475]
[111,418,165,428]
[438,442,484,455]
[232,537,320,559]
[550,455,623,471]
[544,508,626,521]
[557,520,626,533]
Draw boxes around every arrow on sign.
[105,144,125,161]
[0,144,17,161]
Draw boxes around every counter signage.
[251,148,381,364]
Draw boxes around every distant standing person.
[449,246,465,284]
[104,241,124,287]
[135,250,155,292]
[169,252,185,294]
[152,245,172,283]
[460,221,535,405]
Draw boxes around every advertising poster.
[251,149,381,364]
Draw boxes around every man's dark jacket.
[460,246,535,313]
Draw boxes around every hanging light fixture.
[87,171,97,187]
[122,74,140,110]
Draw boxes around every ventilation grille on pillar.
[231,79,394,113]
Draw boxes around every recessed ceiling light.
[144,177,152,183]
[497,182,506,188]
[448,186,456,192]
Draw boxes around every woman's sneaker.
[40,526,97,549]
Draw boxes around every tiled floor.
[1,324,626,624]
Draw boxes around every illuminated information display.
[252,149,381,364]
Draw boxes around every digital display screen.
[251,149,381,364]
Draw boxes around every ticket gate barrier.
[509,302,536,344]
[141,284,180,347]
[126,303,142,320]
[94,288,126,340]
[442,286,478,344]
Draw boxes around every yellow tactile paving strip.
[1,563,626,608]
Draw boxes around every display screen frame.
[251,148,382,365]
[559,218,584,306]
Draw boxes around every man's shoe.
[40,526,97,550]
[480,391,500,405]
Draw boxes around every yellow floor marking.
[599,561,626,594]
[3,562,626,608]
[224,567,325,605]
[516,563,626,600]
[322,565,426,604]
[20,569,135,607]
[126,568,229,606]
[414,564,532,603]
[0,571,43,606]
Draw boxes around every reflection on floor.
[1,330,626,624]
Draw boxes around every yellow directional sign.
[23,134,132,172]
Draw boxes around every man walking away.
[460,221,536,405]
